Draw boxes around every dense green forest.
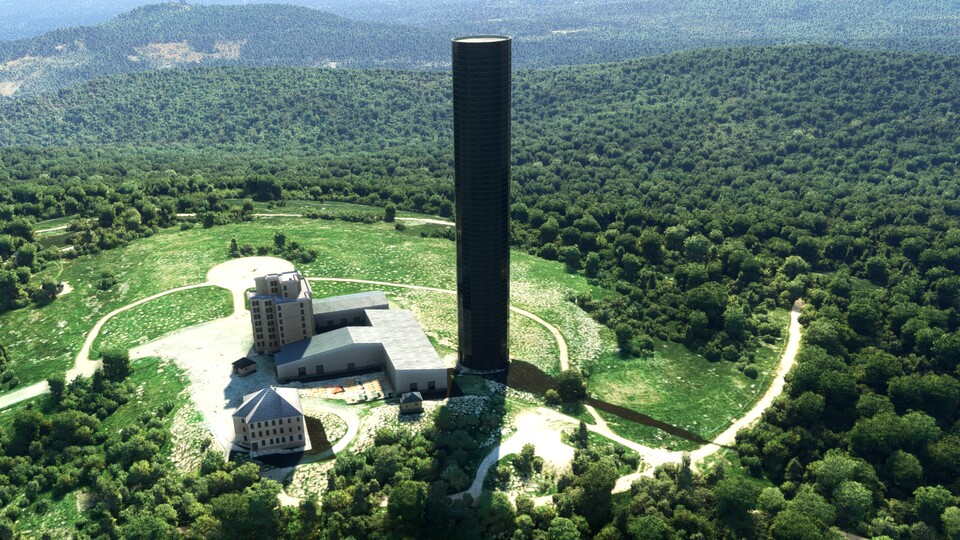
[1,45,960,537]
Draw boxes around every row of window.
[247,417,299,428]
[250,424,301,438]
[244,433,304,446]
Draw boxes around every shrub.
[95,271,118,291]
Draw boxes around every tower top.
[452,35,511,44]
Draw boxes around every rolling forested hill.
[1,46,959,537]
[0,3,449,97]
[4,0,960,97]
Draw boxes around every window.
[282,437,286,443]
[410,383,418,391]
[272,420,276,426]
[316,365,324,375]
[243,436,248,441]
[428,381,436,390]
[298,367,306,376]
[299,434,303,440]
[273,429,277,435]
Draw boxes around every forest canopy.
[0,44,959,538]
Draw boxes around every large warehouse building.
[243,274,450,395]
[275,307,449,395]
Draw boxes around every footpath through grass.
[91,286,233,358]
[1,216,609,389]
[587,308,791,447]
[1,212,787,451]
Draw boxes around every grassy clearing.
[14,490,83,540]
[102,356,191,452]
[597,410,698,452]
[2,213,786,449]
[224,198,449,221]
[1,225,223,387]
[34,215,78,232]
[588,308,790,446]
[91,286,233,358]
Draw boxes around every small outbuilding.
[399,391,424,414]
[232,357,257,377]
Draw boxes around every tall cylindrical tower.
[452,36,511,372]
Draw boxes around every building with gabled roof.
[399,391,424,414]
[232,386,307,455]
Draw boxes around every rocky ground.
[169,401,213,473]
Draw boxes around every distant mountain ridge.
[0,3,449,97]
[4,1,960,97]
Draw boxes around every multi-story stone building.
[232,386,307,455]
[248,271,315,354]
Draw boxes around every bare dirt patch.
[132,40,246,68]
[0,81,21,96]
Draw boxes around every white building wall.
[277,343,386,381]
[390,366,449,394]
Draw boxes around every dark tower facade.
[452,36,511,371]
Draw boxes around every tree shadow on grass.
[506,359,712,446]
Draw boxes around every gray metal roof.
[275,308,444,374]
[275,326,380,366]
[233,386,303,423]
[366,310,446,372]
[312,291,388,315]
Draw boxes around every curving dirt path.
[0,381,49,410]
[454,300,804,499]
[0,245,802,507]
[0,257,294,411]
[36,225,69,234]
[68,283,212,380]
